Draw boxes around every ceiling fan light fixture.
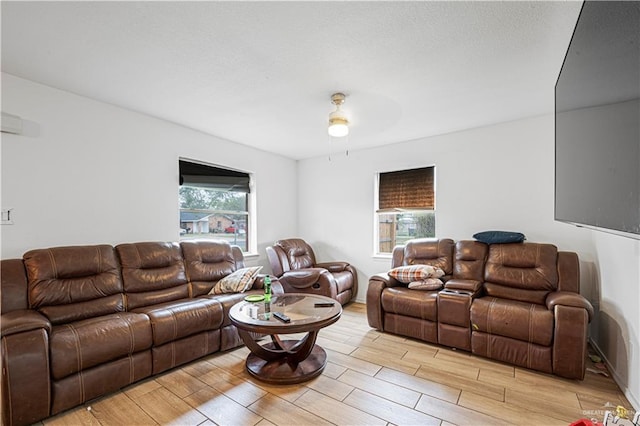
[328,92,349,137]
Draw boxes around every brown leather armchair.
[266,238,357,305]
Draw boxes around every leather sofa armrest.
[315,261,349,273]
[369,272,402,288]
[366,273,402,330]
[1,310,52,425]
[552,304,590,379]
[444,279,483,297]
[546,291,594,321]
[1,309,52,336]
[279,268,327,289]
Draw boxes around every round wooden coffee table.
[229,293,342,384]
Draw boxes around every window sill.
[372,253,392,261]
[243,252,260,260]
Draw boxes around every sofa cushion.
[181,240,243,297]
[202,290,263,327]
[384,313,438,343]
[484,243,559,304]
[453,240,488,281]
[24,245,124,325]
[401,238,454,275]
[275,238,316,270]
[51,351,152,416]
[471,332,553,374]
[50,312,152,380]
[408,278,443,290]
[483,283,551,305]
[209,266,262,295]
[133,298,223,346]
[470,297,554,347]
[116,242,189,310]
[381,287,438,321]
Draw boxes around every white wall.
[298,115,594,292]
[2,73,638,408]
[298,114,639,408]
[589,232,640,410]
[0,73,298,270]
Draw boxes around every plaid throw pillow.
[388,264,444,283]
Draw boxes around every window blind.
[378,166,434,211]
[179,160,250,193]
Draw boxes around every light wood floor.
[41,303,632,426]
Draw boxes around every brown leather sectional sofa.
[367,238,594,380]
[1,240,281,426]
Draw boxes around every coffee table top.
[229,293,342,334]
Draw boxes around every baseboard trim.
[590,338,639,411]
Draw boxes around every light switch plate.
[1,209,14,225]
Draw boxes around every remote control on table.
[314,302,335,307]
[273,312,291,323]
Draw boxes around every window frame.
[373,165,436,257]
[178,158,256,255]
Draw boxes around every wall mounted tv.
[555,0,640,239]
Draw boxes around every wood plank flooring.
[41,303,633,426]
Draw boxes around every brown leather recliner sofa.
[1,240,282,426]
[266,238,357,305]
[367,238,594,380]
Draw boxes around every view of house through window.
[376,166,435,254]
[179,160,250,252]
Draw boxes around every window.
[179,159,251,252]
[375,166,435,254]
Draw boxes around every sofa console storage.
[367,238,594,380]
[437,289,472,350]
[1,240,281,426]
[435,240,487,351]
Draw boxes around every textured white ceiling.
[1,1,582,160]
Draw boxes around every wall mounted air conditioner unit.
[1,112,23,135]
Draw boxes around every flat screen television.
[555,0,640,239]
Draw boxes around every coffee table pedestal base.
[245,340,327,385]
